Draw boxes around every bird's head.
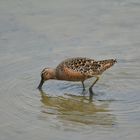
[37,68,56,89]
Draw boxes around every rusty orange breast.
[56,65,86,81]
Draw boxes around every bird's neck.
[50,68,57,79]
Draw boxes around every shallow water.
[0,0,140,140]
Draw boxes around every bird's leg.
[81,81,87,95]
[81,81,85,91]
[89,76,100,94]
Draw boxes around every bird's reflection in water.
[39,89,115,126]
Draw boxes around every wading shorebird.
[38,57,117,94]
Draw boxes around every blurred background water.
[0,0,140,140]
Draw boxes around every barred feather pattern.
[55,57,116,81]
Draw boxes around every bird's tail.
[98,59,117,73]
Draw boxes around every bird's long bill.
[37,78,44,90]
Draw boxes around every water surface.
[0,0,140,140]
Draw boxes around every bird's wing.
[63,57,101,76]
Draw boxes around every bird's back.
[55,57,116,81]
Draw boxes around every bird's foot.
[82,88,87,95]
[89,87,95,95]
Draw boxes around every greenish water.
[0,0,140,140]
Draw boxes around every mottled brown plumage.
[38,57,117,93]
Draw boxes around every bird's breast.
[56,65,87,81]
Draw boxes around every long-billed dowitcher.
[38,57,117,94]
